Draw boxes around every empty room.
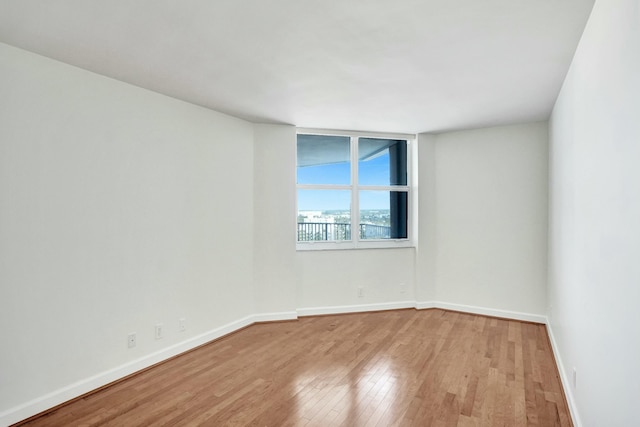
[1,0,638,426]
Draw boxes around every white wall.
[0,43,256,422]
[548,0,640,425]
[415,133,437,303]
[253,124,297,317]
[296,248,416,312]
[433,123,549,316]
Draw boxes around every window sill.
[296,240,414,251]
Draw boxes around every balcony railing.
[297,222,391,241]
[359,223,392,239]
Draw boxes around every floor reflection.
[291,354,398,425]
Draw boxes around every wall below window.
[296,248,416,313]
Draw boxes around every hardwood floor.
[18,309,571,426]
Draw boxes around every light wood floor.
[18,309,571,426]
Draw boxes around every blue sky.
[297,154,391,210]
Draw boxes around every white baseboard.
[546,320,582,427]
[417,300,547,324]
[297,301,546,323]
[0,312,293,427]
[297,301,416,317]
[415,301,437,310]
[253,311,298,323]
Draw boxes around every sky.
[297,153,394,211]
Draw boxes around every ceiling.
[0,0,595,134]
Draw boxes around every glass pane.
[297,134,351,185]
[358,138,407,186]
[297,190,351,241]
[359,191,408,239]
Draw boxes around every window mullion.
[358,185,410,192]
[297,184,352,190]
[351,136,359,246]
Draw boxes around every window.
[296,130,413,249]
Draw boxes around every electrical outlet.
[572,367,577,388]
[399,283,406,294]
[127,333,136,348]
[179,318,186,332]
[357,287,364,298]
[155,324,163,340]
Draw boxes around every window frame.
[296,128,415,251]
